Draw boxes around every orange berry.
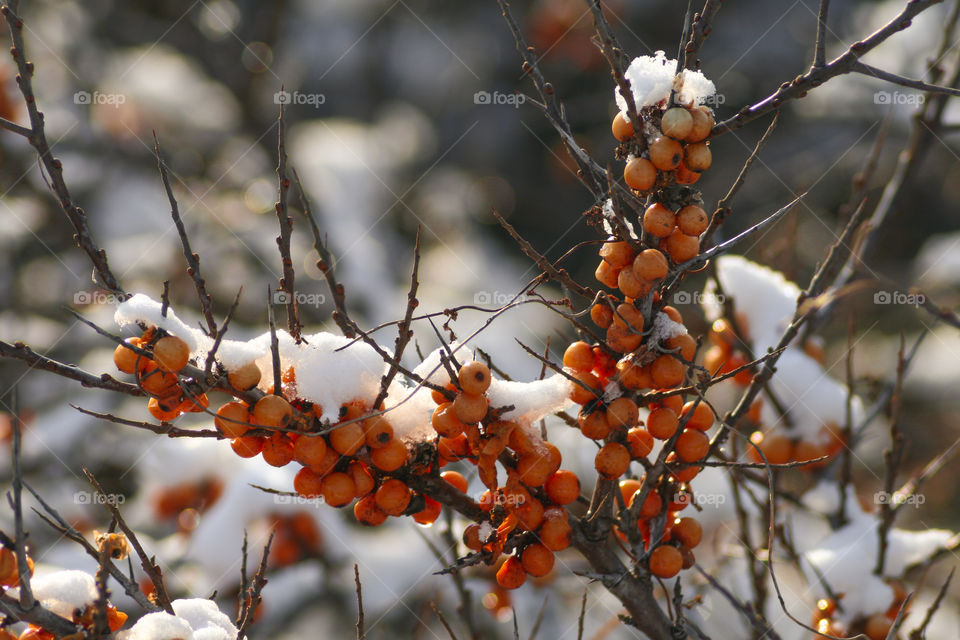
[647,407,679,439]
[330,422,365,456]
[231,435,263,458]
[619,478,641,505]
[178,392,209,413]
[363,415,394,448]
[864,614,892,640]
[681,402,714,431]
[291,432,326,466]
[648,136,683,171]
[563,341,595,372]
[624,157,656,191]
[320,472,355,507]
[514,495,546,531]
[496,556,526,590]
[228,362,261,391]
[293,467,323,498]
[153,336,190,372]
[664,229,700,263]
[148,397,181,422]
[633,248,669,281]
[643,203,676,238]
[463,523,484,550]
[675,161,701,185]
[413,497,442,525]
[684,142,712,172]
[676,205,708,236]
[617,267,652,299]
[606,397,639,428]
[659,394,683,413]
[375,478,411,516]
[113,338,143,374]
[660,106,694,139]
[627,428,654,459]
[612,303,644,331]
[685,107,714,142]
[752,432,793,465]
[579,409,611,440]
[432,402,466,438]
[634,489,663,519]
[649,545,683,578]
[544,470,580,505]
[453,393,488,424]
[671,517,702,548]
[667,454,701,482]
[606,323,643,353]
[138,365,179,396]
[370,438,407,471]
[595,259,621,288]
[675,429,710,463]
[662,305,683,324]
[348,461,376,497]
[666,333,696,362]
[441,470,469,493]
[538,514,572,551]
[650,355,685,388]
[600,240,636,270]
[595,442,630,478]
[516,453,554,487]
[612,112,634,141]
[431,382,457,405]
[253,395,293,429]
[262,433,295,467]
[354,494,388,527]
[459,361,492,395]
[617,357,651,390]
[438,433,469,461]
[591,302,614,328]
[569,371,601,405]
[521,543,555,577]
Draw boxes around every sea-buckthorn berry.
[661,106,694,139]
[521,543,555,577]
[666,333,696,361]
[310,447,339,477]
[612,111,634,141]
[354,495,388,526]
[606,397,639,428]
[617,357,651,390]
[231,435,263,458]
[253,395,293,428]
[633,248,669,281]
[363,415,394,448]
[634,489,663,519]
[595,259,621,288]
[684,141,712,171]
[153,336,190,372]
[292,433,327,467]
[432,402,466,438]
[618,478,641,505]
[624,157,656,191]
[676,429,710,462]
[148,397,181,422]
[375,478,411,517]
[599,241,635,269]
[330,422,365,456]
[348,461,376,497]
[563,341,595,372]
[462,523,484,551]
[578,408,610,440]
[675,161,701,185]
[538,514,572,551]
[612,303,644,331]
[441,470,469,493]
[516,453,554,487]
[681,401,714,430]
[649,544,683,578]
[664,229,700,263]
[544,470,580,505]
[458,361,492,395]
[595,442,630,478]
[642,203,676,238]
[617,267,652,299]
[627,427,654,459]
[320,472,355,507]
[496,556,526,590]
[662,305,683,324]
[113,338,143,374]
[370,438,407,471]
[650,355,685,388]
[228,362,261,391]
[648,136,683,171]
[685,106,714,142]
[676,205,709,236]
[671,517,702,548]
[647,407,679,440]
[590,302,614,328]
[453,392,488,424]
[262,433,295,467]
[569,371,601,405]
[293,467,323,498]
[412,497,442,525]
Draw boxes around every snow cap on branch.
[615,51,716,112]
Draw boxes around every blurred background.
[1,0,959,637]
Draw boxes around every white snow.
[29,569,99,618]
[649,311,688,346]
[486,375,573,423]
[615,51,716,111]
[120,611,197,640]
[171,599,238,640]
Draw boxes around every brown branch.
[0,592,79,637]
[236,531,274,640]
[274,103,302,341]
[876,334,907,575]
[684,0,723,68]
[813,0,831,69]
[154,133,217,336]
[374,229,421,409]
[0,340,144,396]
[354,564,365,640]
[71,405,221,438]
[9,392,33,609]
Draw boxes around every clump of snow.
[171,599,238,640]
[487,375,573,423]
[801,485,954,623]
[119,611,196,640]
[615,51,716,112]
[703,255,799,354]
[29,569,99,618]
[650,312,688,346]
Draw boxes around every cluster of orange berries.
[152,478,224,532]
[0,546,126,640]
[811,581,907,639]
[267,511,323,568]
[429,361,580,590]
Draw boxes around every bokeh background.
[1,0,959,638]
